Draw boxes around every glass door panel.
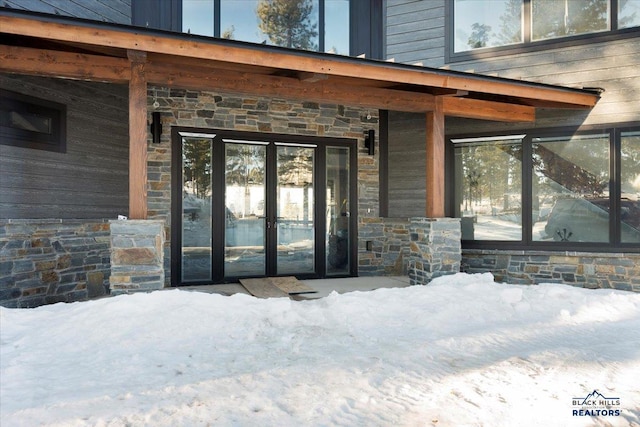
[224,141,267,277]
[326,146,350,275]
[181,136,213,282]
[276,144,315,274]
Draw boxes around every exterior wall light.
[364,129,375,155]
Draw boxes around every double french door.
[172,129,356,285]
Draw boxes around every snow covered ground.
[1,273,639,427]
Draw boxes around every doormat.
[239,276,317,299]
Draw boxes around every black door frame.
[171,127,358,286]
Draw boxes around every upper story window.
[452,0,639,55]
[182,0,350,55]
[531,0,609,41]
[453,0,523,52]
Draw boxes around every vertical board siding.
[1,0,131,24]
[0,75,129,219]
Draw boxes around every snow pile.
[1,273,639,426]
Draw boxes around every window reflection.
[183,0,214,36]
[183,0,348,54]
[220,0,319,49]
[532,134,610,242]
[327,146,350,275]
[454,0,523,52]
[325,0,349,54]
[619,0,640,28]
[453,136,524,241]
[220,0,260,43]
[181,137,213,282]
[532,0,609,41]
[621,131,640,243]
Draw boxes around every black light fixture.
[150,111,162,144]
[364,129,375,155]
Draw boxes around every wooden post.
[426,97,445,218]
[128,50,148,219]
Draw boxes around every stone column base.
[109,220,165,295]
[408,218,461,286]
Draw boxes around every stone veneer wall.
[146,87,380,285]
[358,217,412,275]
[462,250,640,291]
[0,219,111,308]
[109,220,165,295]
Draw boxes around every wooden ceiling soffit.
[0,14,599,109]
[145,62,437,112]
[0,44,130,83]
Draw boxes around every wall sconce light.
[150,111,162,144]
[364,129,375,155]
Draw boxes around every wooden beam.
[426,97,445,218]
[297,72,328,82]
[145,62,437,112]
[0,43,435,112]
[0,44,130,82]
[128,49,148,220]
[442,97,535,122]
[0,15,600,109]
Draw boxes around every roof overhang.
[0,9,600,123]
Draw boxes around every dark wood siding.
[0,75,129,219]
[387,111,426,217]
[1,0,131,23]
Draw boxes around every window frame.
[180,0,352,56]
[446,0,640,63]
[447,123,640,253]
[0,89,67,153]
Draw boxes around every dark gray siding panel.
[1,0,131,24]
[0,75,129,219]
[385,0,445,67]
[443,38,640,134]
[131,0,180,31]
[387,111,426,217]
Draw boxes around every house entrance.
[172,129,357,286]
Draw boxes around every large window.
[531,0,609,41]
[532,134,610,243]
[452,0,639,55]
[453,136,524,241]
[453,0,523,52]
[182,0,350,55]
[621,131,640,243]
[451,126,640,248]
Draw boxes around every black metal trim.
[170,126,182,286]
[170,126,359,285]
[378,110,389,217]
